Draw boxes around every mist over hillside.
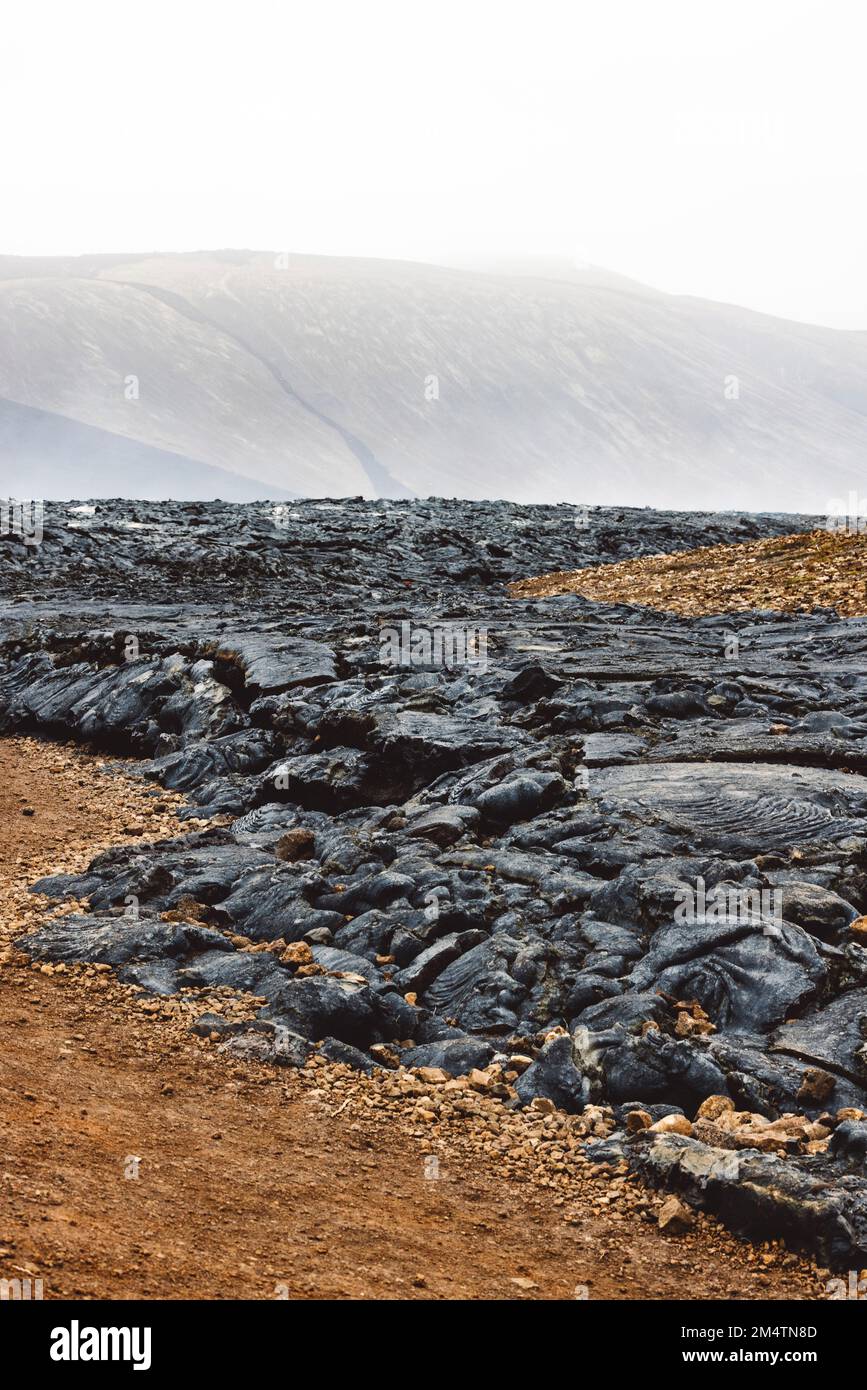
[0,398,296,502]
[1,249,865,510]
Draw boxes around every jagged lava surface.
[7,498,867,1265]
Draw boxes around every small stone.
[805,1139,830,1154]
[625,1109,653,1133]
[797,1067,836,1105]
[531,1097,556,1115]
[507,1054,534,1074]
[468,1068,496,1091]
[509,1276,538,1291]
[697,1094,735,1121]
[836,1107,865,1124]
[649,1113,693,1136]
[282,941,314,968]
[275,828,316,862]
[657,1196,695,1234]
[163,895,208,923]
[413,1067,449,1086]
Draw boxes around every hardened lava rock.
[9,497,867,1261]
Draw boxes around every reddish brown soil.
[508,528,867,616]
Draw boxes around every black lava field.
[6,497,867,1266]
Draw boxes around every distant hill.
[1,249,866,509]
[0,398,296,501]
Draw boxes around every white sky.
[3,0,865,327]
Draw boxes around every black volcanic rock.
[9,496,867,1261]
[515,1034,590,1112]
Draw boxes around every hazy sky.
[4,0,865,327]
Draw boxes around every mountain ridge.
[2,250,865,509]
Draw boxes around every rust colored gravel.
[508,529,867,617]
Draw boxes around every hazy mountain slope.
[0,398,296,501]
[0,268,372,498]
[1,250,866,509]
[440,253,668,299]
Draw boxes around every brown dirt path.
[0,737,827,1300]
